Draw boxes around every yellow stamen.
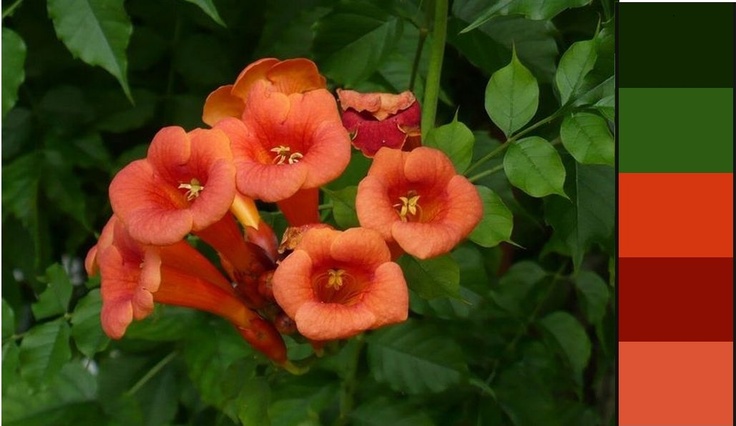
[178,178,204,201]
[271,145,303,165]
[326,269,346,290]
[394,192,421,222]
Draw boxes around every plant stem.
[408,28,428,92]
[465,108,566,175]
[420,0,448,139]
[335,335,365,426]
[468,164,504,183]
[2,0,24,19]
[125,351,178,396]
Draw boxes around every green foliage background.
[2,0,615,424]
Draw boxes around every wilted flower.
[338,89,421,157]
[272,227,408,341]
[355,147,483,259]
[202,58,326,126]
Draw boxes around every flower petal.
[330,228,391,269]
[294,301,375,341]
[271,250,315,319]
[231,58,280,100]
[266,58,326,94]
[361,262,408,327]
[202,85,243,126]
[355,176,399,242]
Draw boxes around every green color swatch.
[619,88,733,173]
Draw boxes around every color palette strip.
[618,3,734,425]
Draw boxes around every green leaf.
[269,374,338,426]
[2,342,20,393]
[460,0,591,32]
[2,29,27,117]
[324,186,359,229]
[184,319,254,409]
[367,320,468,394]
[574,271,610,325]
[555,39,597,105]
[491,261,547,317]
[31,264,73,320]
[47,0,133,100]
[3,361,104,426]
[469,185,513,247]
[313,1,403,86]
[397,254,460,299]
[181,0,226,26]
[1,152,41,226]
[560,112,614,166]
[351,398,435,426]
[485,48,539,137]
[71,289,110,357]
[424,115,475,173]
[449,10,559,82]
[539,311,592,382]
[504,137,567,198]
[544,162,614,270]
[594,95,615,121]
[2,299,15,339]
[18,318,72,388]
[234,377,271,426]
[124,305,199,341]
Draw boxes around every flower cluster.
[87,58,483,368]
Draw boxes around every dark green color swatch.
[618,3,734,88]
[619,88,733,172]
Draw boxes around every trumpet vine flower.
[338,89,421,157]
[109,126,237,246]
[355,147,483,259]
[86,216,287,363]
[272,227,408,341]
[202,58,326,126]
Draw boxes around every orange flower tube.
[272,227,408,341]
[355,147,483,259]
[86,217,287,363]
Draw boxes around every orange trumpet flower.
[202,58,326,126]
[272,227,408,341]
[355,147,483,259]
[109,126,237,246]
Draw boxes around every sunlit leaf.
[2,28,27,117]
[47,0,133,99]
[485,48,539,137]
[560,112,614,165]
[367,320,468,394]
[469,185,513,247]
[31,264,73,321]
[18,318,72,388]
[397,254,460,299]
[504,137,567,198]
[556,39,597,105]
[424,115,475,173]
